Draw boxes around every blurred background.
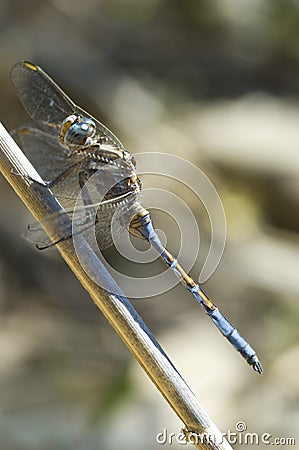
[0,0,299,449]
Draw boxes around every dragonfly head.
[59,114,96,147]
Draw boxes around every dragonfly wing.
[11,123,89,210]
[23,193,140,251]
[11,123,72,180]
[75,105,125,149]
[10,61,75,124]
[11,61,125,150]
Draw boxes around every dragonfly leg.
[36,233,72,250]
[34,212,97,251]
[130,207,263,374]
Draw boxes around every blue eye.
[63,116,96,146]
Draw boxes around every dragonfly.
[11,61,262,374]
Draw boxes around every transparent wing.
[74,105,125,150]
[11,61,125,149]
[23,193,140,251]
[11,122,88,208]
[11,123,71,181]
[10,61,75,125]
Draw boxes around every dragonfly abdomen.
[129,207,263,374]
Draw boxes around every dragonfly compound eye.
[60,115,96,146]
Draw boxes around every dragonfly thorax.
[59,114,96,147]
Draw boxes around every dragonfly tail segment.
[130,207,263,374]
